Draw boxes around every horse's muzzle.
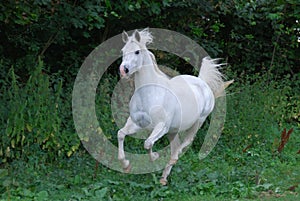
[120,65,129,78]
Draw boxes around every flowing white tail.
[199,57,233,98]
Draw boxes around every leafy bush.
[1,60,80,162]
[223,73,299,153]
[1,0,299,79]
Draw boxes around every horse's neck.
[134,51,166,87]
[148,51,168,78]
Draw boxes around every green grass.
[1,143,299,201]
[168,193,299,201]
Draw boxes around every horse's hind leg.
[159,133,181,185]
[118,117,141,172]
[178,120,203,156]
[160,121,202,185]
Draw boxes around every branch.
[39,30,59,57]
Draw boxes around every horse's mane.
[138,28,153,46]
[148,51,170,79]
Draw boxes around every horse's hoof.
[123,163,131,173]
[150,152,159,161]
[160,178,168,186]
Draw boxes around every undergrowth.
[0,60,299,200]
[0,60,80,163]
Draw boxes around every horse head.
[120,29,153,78]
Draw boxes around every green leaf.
[162,0,171,7]
[0,169,8,179]
[105,0,112,10]
[267,13,280,20]
[23,188,34,198]
[261,183,273,190]
[36,190,49,200]
[2,179,11,187]
[74,174,82,185]
[245,34,254,39]
[128,4,135,11]
[135,2,141,9]
[95,187,108,198]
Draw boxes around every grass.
[1,141,299,201]
[168,193,299,201]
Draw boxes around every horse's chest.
[129,88,173,129]
[130,110,152,128]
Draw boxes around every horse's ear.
[122,31,128,43]
[134,30,141,42]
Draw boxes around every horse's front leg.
[144,122,168,161]
[118,117,141,172]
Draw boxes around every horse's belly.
[170,75,215,131]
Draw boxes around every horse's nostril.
[124,67,129,73]
[120,65,129,77]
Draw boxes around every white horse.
[117,29,232,185]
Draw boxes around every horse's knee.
[117,130,125,141]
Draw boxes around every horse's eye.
[135,50,140,55]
